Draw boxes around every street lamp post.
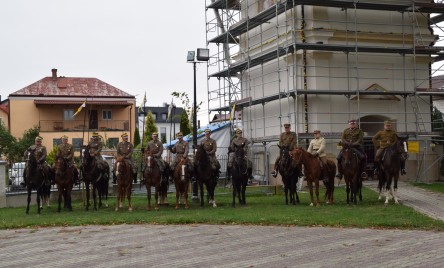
[187,48,209,200]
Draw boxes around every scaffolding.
[205,0,444,182]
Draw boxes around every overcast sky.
[0,0,212,124]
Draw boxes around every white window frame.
[63,109,75,120]
[102,110,112,120]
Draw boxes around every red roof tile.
[9,77,134,98]
[0,105,8,113]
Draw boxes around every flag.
[138,92,147,113]
[167,99,173,121]
[73,101,86,117]
[229,103,236,123]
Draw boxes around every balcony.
[39,120,130,132]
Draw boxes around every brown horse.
[115,156,133,211]
[377,135,409,205]
[341,143,363,206]
[24,148,44,214]
[54,156,75,212]
[277,145,301,205]
[291,147,335,206]
[194,144,218,208]
[172,156,192,209]
[143,151,162,210]
[82,146,110,211]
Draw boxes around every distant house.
[8,69,136,151]
[137,104,184,144]
[0,103,8,129]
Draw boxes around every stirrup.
[401,169,406,175]
[271,170,277,178]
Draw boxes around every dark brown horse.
[341,143,363,206]
[144,151,162,210]
[377,135,409,205]
[291,147,336,206]
[115,156,133,211]
[231,143,251,207]
[194,145,218,208]
[82,146,110,211]
[54,156,75,212]
[172,156,192,209]
[24,148,44,214]
[277,145,300,205]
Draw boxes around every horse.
[172,156,192,209]
[231,143,251,207]
[376,135,409,205]
[194,145,218,208]
[291,147,336,206]
[54,156,75,212]
[277,145,300,205]
[81,147,110,211]
[341,143,363,206]
[158,163,171,206]
[143,151,163,210]
[24,148,45,214]
[115,156,133,211]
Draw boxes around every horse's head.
[145,150,155,169]
[234,143,246,160]
[26,148,37,167]
[290,147,304,165]
[194,145,207,163]
[54,156,67,177]
[396,135,409,159]
[177,156,191,181]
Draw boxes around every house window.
[108,138,119,148]
[53,138,62,147]
[102,110,112,120]
[72,138,83,149]
[64,109,74,120]
[152,113,157,120]
[162,113,167,121]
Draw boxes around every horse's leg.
[127,184,133,211]
[154,185,160,210]
[146,181,152,211]
[237,179,242,205]
[393,173,399,204]
[284,183,289,205]
[66,187,72,211]
[384,171,392,205]
[241,177,247,206]
[184,182,189,209]
[307,179,314,206]
[92,184,98,211]
[345,179,350,205]
[199,181,204,208]
[232,177,236,208]
[315,179,321,207]
[352,175,358,206]
[36,187,42,214]
[115,187,120,212]
[175,182,180,209]
[211,182,217,208]
[57,187,63,212]
[26,186,31,214]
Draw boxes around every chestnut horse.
[194,145,218,208]
[277,145,300,205]
[172,156,192,209]
[291,147,336,206]
[377,135,409,205]
[231,143,251,207]
[82,147,110,211]
[24,148,44,214]
[144,151,162,210]
[115,156,133,211]
[54,156,75,212]
[341,143,363,206]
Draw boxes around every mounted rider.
[170,132,190,171]
[23,136,51,186]
[372,120,406,175]
[335,119,368,180]
[145,132,168,178]
[271,123,298,178]
[200,128,221,177]
[56,135,79,184]
[114,132,137,184]
[87,132,109,180]
[227,128,252,180]
[307,130,330,181]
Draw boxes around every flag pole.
[139,92,147,186]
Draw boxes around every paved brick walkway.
[1,182,444,267]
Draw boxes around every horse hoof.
[175,206,179,209]
[128,207,132,212]
[115,208,119,212]
[213,203,217,208]
[309,203,314,207]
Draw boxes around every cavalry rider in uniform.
[23,136,50,186]
[307,130,330,180]
[201,128,221,177]
[114,133,137,184]
[87,132,108,180]
[170,132,190,171]
[335,119,368,180]
[271,123,297,178]
[227,128,252,180]
[372,120,406,175]
[56,135,79,184]
[145,132,168,178]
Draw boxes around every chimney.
[51,68,57,80]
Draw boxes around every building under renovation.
[205,0,444,183]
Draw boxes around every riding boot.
[400,160,406,175]
[73,168,80,185]
[361,162,368,179]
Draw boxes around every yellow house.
[8,69,136,151]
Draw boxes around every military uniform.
[272,124,297,177]
[56,136,79,183]
[336,123,367,179]
[88,134,108,178]
[171,139,189,170]
[23,137,50,186]
[201,135,221,171]
[308,131,330,181]
[228,136,250,168]
[116,140,137,174]
[146,138,165,172]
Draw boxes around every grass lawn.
[411,182,444,194]
[1,185,443,231]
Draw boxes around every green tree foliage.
[1,126,40,163]
[171,91,202,135]
[143,111,158,145]
[0,123,16,159]
[133,126,141,147]
[180,110,191,136]
[46,145,58,166]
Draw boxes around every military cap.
[176,132,183,138]
[121,133,128,138]
[204,129,211,134]
[152,132,158,136]
[35,136,43,142]
[236,129,242,134]
[284,123,291,128]
[61,135,68,140]
[92,132,99,137]
[313,130,321,134]
[384,120,392,126]
[348,119,357,123]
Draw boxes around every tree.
[0,122,16,159]
[171,91,202,134]
[133,126,141,147]
[143,111,158,144]
[1,125,40,163]
[180,110,191,136]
